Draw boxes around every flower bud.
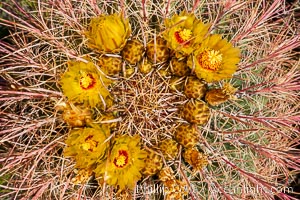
[86,13,131,53]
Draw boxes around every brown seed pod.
[184,76,207,99]
[159,138,180,160]
[146,37,170,63]
[180,100,210,125]
[174,124,199,148]
[122,39,144,65]
[142,149,163,176]
[98,55,122,76]
[170,57,190,76]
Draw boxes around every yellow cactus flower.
[64,125,109,169]
[188,34,240,82]
[164,11,210,56]
[60,60,113,108]
[86,13,131,53]
[94,135,146,190]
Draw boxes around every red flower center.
[82,135,98,152]
[113,150,129,168]
[174,28,192,45]
[80,72,96,90]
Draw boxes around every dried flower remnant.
[115,189,133,200]
[183,148,208,171]
[71,168,93,185]
[62,103,92,127]
[55,101,93,127]
[205,83,237,106]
